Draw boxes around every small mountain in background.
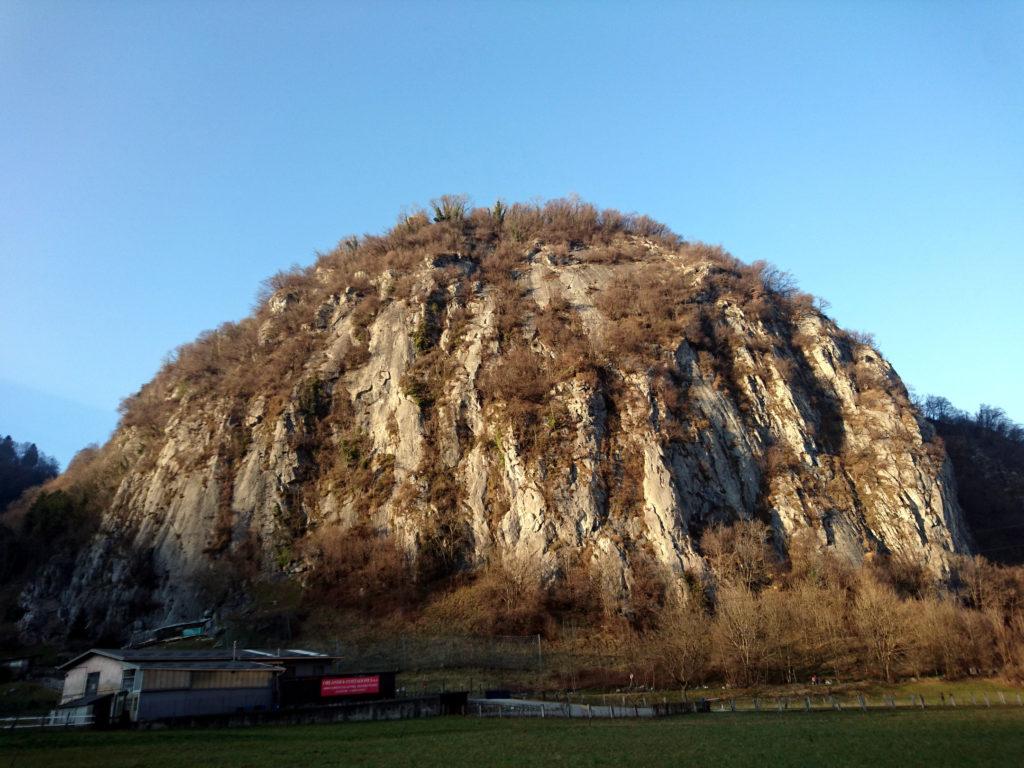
[919,398,1024,564]
[0,435,58,511]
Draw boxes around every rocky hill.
[14,198,971,641]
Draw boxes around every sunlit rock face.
[17,206,970,641]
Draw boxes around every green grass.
[569,676,1023,710]
[869,677,1015,700]
[3,709,1024,768]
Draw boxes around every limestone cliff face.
[18,205,971,640]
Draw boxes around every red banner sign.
[320,675,380,697]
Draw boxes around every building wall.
[192,670,273,689]
[285,660,329,678]
[60,656,127,703]
[140,669,191,690]
[136,687,273,721]
[140,669,274,691]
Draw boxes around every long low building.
[54,647,339,725]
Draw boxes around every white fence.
[1,713,95,730]
[470,697,666,719]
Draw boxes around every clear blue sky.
[2,0,1022,467]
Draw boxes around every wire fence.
[472,700,656,719]
[706,690,1024,713]
[470,694,707,719]
[466,688,1024,720]
[317,634,546,673]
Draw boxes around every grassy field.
[558,675,1023,711]
[3,709,1024,768]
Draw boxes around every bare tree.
[806,584,852,682]
[655,601,712,695]
[702,520,778,592]
[909,597,994,679]
[711,584,769,686]
[852,574,912,683]
[430,194,470,223]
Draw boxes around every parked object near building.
[128,617,217,648]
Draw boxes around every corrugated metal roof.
[59,647,334,670]
[134,661,284,672]
[56,692,114,709]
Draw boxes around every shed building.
[55,648,336,724]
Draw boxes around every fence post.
[730,699,736,713]
[998,692,1006,706]
[754,697,760,712]
[950,694,956,707]
[858,695,867,712]
[918,695,926,709]
[984,694,991,708]
[804,696,811,712]
[1017,693,1022,707]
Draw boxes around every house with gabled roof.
[54,647,336,724]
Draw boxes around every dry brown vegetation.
[302,524,415,614]
[108,194,832,484]
[274,515,1024,690]
[630,520,1024,688]
[596,266,702,364]
[373,519,1005,690]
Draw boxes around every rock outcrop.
[18,201,971,640]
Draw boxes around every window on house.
[121,669,136,692]
[85,672,99,697]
